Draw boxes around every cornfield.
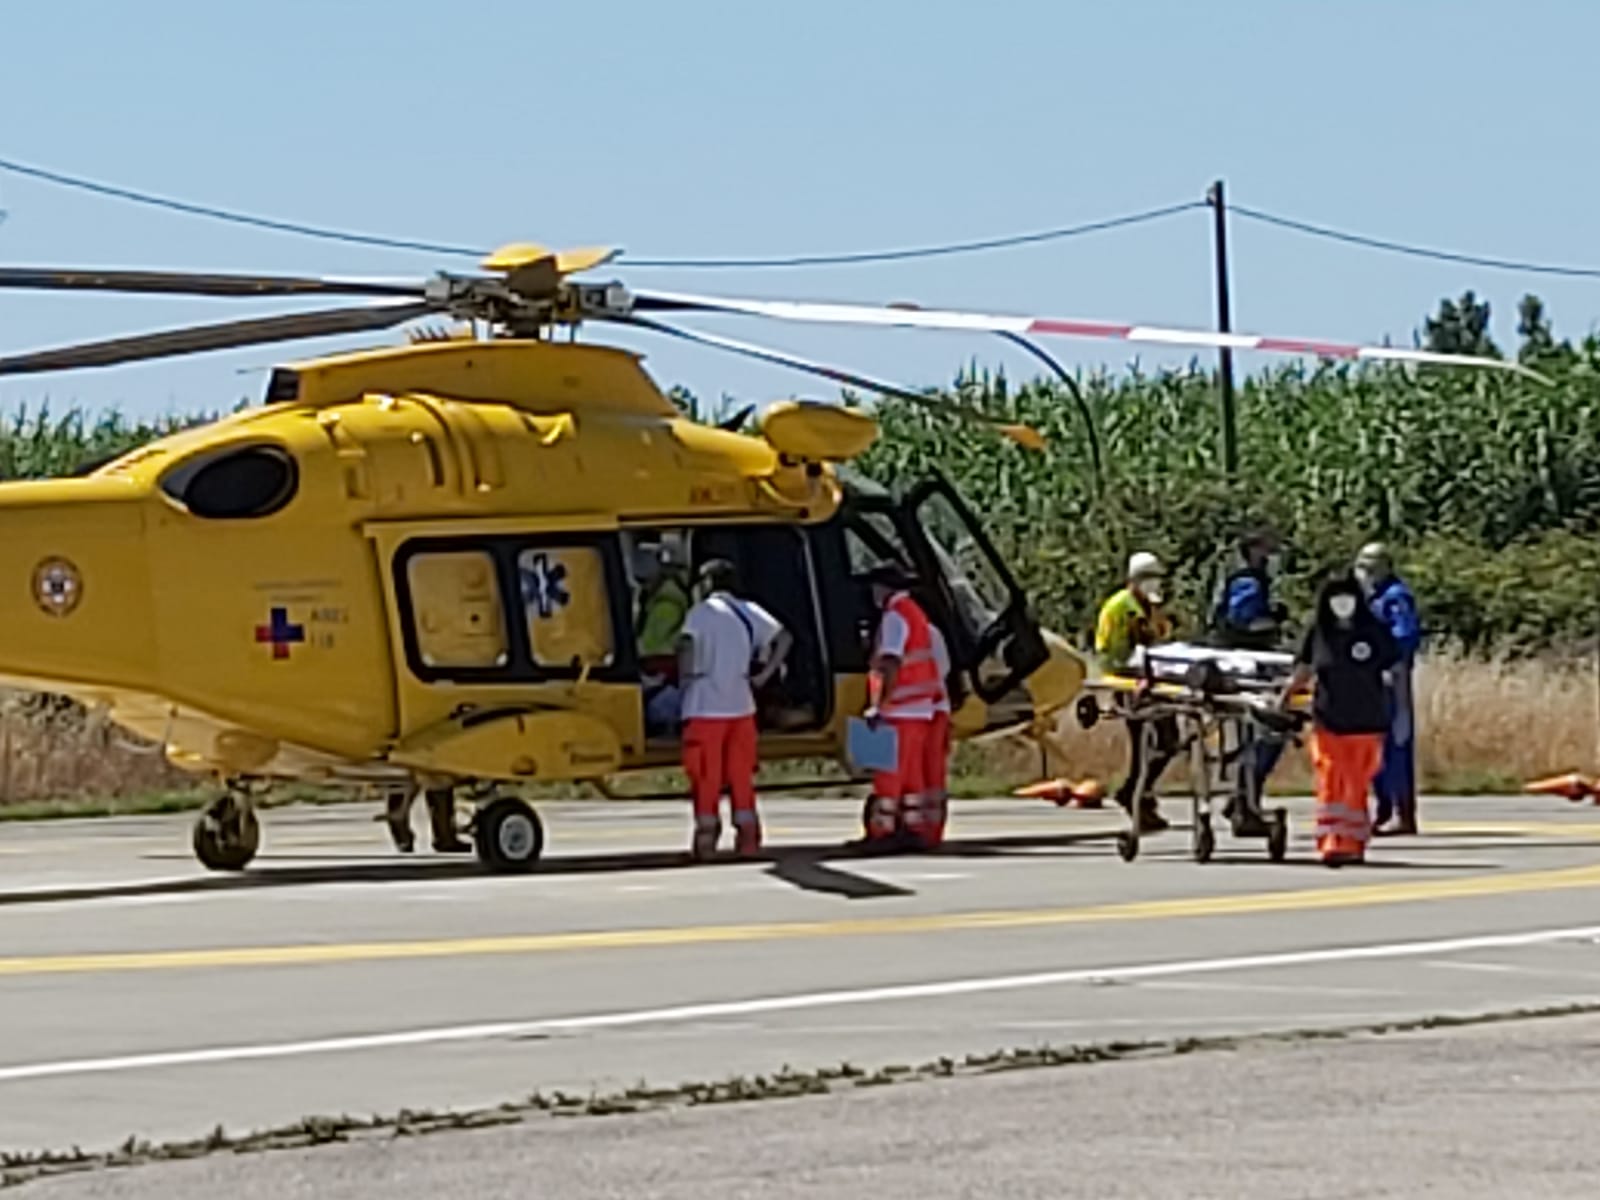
[860,349,1600,651]
[2,342,1599,806]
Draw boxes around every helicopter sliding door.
[374,525,646,778]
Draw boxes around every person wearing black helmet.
[1212,528,1291,833]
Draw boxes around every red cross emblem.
[255,607,305,660]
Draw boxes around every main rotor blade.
[0,300,438,376]
[631,290,1545,380]
[620,314,1044,449]
[0,266,429,299]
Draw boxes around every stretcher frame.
[1076,646,1309,864]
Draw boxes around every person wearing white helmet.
[1095,551,1176,831]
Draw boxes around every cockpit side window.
[161,444,298,519]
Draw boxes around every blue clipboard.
[846,717,898,773]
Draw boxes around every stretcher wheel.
[1267,809,1288,863]
[1116,831,1139,862]
[1192,817,1215,864]
[1075,695,1100,730]
[474,796,545,873]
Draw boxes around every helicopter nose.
[0,480,156,692]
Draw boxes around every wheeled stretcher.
[1075,642,1310,863]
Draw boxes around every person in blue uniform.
[1355,542,1422,835]
[1214,529,1288,653]
[1213,529,1290,833]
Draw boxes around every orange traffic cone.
[1525,773,1600,803]
[1014,777,1106,808]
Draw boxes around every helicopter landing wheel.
[1267,808,1289,863]
[193,790,260,872]
[474,795,545,874]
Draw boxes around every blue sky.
[1,0,1595,420]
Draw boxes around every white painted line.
[1425,959,1530,975]
[1426,958,1600,983]
[3,922,1599,1085]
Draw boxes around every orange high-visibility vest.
[875,593,946,717]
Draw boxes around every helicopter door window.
[516,546,616,670]
[905,478,1046,704]
[405,550,510,669]
[916,494,1008,639]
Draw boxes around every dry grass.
[972,650,1600,796]
[0,652,1595,812]
[0,693,187,805]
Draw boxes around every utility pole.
[1206,180,1238,475]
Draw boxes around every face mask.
[1329,594,1358,621]
[1141,583,1166,606]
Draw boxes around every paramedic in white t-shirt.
[676,559,791,860]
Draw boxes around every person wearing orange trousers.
[860,568,947,850]
[1280,574,1400,867]
[677,559,791,861]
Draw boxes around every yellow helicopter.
[0,244,1525,872]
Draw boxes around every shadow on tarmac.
[0,829,1126,908]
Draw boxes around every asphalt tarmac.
[2,793,1600,1194]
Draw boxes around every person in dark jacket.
[1280,574,1400,867]
[1214,529,1290,833]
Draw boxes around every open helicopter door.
[898,472,1048,729]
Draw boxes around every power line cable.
[22,151,1586,282]
[0,153,1202,268]
[0,155,486,258]
[622,202,1207,267]
[1232,203,1600,280]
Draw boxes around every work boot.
[1374,816,1417,837]
[691,816,721,862]
[1138,806,1170,834]
[734,827,762,859]
[425,789,471,853]
[383,790,415,853]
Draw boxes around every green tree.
[1514,293,1574,365]
[1423,291,1499,357]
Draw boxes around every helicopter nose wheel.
[472,794,546,873]
[193,787,261,872]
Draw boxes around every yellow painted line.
[1428,821,1600,840]
[5,862,1600,979]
